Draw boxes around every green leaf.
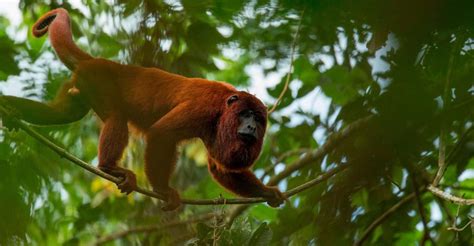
[293,57,319,97]
[249,204,277,221]
[248,222,273,246]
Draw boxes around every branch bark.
[428,185,474,206]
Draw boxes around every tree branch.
[427,185,474,206]
[411,176,434,246]
[0,104,351,206]
[227,116,372,223]
[432,36,462,187]
[429,125,473,205]
[268,116,372,185]
[262,148,310,178]
[354,191,419,246]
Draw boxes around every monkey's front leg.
[208,160,286,207]
[144,103,200,211]
[98,115,136,194]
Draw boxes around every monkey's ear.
[226,95,239,106]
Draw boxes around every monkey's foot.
[99,166,137,194]
[157,188,181,211]
[263,186,286,208]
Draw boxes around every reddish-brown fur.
[2,8,285,210]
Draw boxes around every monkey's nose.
[238,126,257,141]
[247,124,256,132]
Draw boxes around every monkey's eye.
[227,95,239,105]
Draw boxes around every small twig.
[94,213,215,245]
[446,125,473,164]
[386,175,403,193]
[432,36,461,187]
[227,164,349,225]
[285,164,349,197]
[411,176,434,246]
[427,185,474,206]
[268,116,372,185]
[268,8,305,114]
[432,129,447,186]
[448,218,473,232]
[434,197,454,225]
[354,191,420,246]
[430,125,473,206]
[262,148,310,178]
[227,116,373,224]
[449,202,462,243]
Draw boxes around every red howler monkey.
[0,8,285,210]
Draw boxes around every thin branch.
[0,104,351,205]
[227,164,349,226]
[354,192,418,246]
[267,8,305,114]
[432,37,459,187]
[262,148,310,178]
[428,185,474,206]
[434,197,454,225]
[448,219,473,232]
[227,116,372,223]
[285,164,349,197]
[430,125,473,205]
[446,125,473,164]
[411,176,434,246]
[94,213,215,245]
[268,116,372,185]
[449,202,463,243]
[432,129,447,186]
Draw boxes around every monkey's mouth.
[238,132,257,142]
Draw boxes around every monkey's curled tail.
[32,8,92,70]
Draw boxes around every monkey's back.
[74,58,237,132]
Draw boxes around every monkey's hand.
[155,188,181,211]
[262,186,286,208]
[99,166,137,195]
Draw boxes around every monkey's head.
[211,92,267,170]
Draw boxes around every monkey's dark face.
[237,109,260,142]
[212,92,267,170]
[224,92,267,144]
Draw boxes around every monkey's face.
[213,92,267,170]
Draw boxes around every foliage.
[0,0,473,245]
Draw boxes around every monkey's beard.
[211,130,262,171]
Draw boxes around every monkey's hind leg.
[98,114,136,194]
[144,136,181,211]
